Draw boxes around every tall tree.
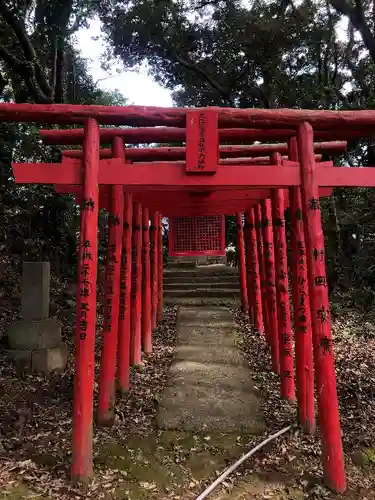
[0,0,128,273]
[99,0,350,109]
[329,0,375,64]
[0,0,97,103]
[98,0,375,300]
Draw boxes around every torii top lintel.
[61,142,346,161]
[1,102,375,129]
[9,103,375,211]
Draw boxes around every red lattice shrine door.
[169,216,225,256]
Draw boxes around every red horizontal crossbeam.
[57,187,274,207]
[2,103,375,130]
[53,185,269,214]
[42,125,368,145]
[97,157,317,166]
[133,191,271,204]
[55,184,332,203]
[221,155,321,165]
[12,159,299,187]
[52,185,333,216]
[14,158,372,188]
[61,141,345,161]
[43,127,294,144]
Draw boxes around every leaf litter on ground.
[0,265,375,499]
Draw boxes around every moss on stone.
[0,485,44,499]
[95,434,187,498]
[94,429,254,499]
[352,447,375,468]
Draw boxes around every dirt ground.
[1,267,375,499]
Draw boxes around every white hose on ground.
[195,425,292,500]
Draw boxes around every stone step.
[164,297,239,306]
[177,325,240,347]
[164,265,239,278]
[164,274,239,284]
[177,306,233,324]
[164,282,239,290]
[174,345,246,367]
[157,383,264,433]
[167,261,197,269]
[169,361,255,392]
[157,305,265,434]
[164,288,240,298]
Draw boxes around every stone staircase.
[164,264,240,306]
[157,305,264,433]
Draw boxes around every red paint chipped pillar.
[236,212,249,312]
[297,122,346,493]
[246,208,264,335]
[98,178,124,425]
[288,137,315,434]
[157,214,163,322]
[130,202,143,366]
[261,199,280,374]
[150,212,159,330]
[142,207,152,353]
[255,205,269,342]
[117,192,133,393]
[271,153,295,401]
[72,118,99,483]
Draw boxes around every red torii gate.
[7,102,375,493]
[58,143,338,256]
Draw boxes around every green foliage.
[97,0,375,300]
[99,0,352,108]
[0,0,127,275]
[2,0,375,304]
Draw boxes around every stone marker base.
[8,317,62,350]
[6,342,68,374]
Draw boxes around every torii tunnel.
[7,103,375,493]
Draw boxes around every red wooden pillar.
[97,138,124,425]
[157,214,163,322]
[244,218,254,322]
[261,199,280,374]
[142,207,152,353]
[150,212,159,330]
[247,207,264,335]
[297,122,346,493]
[271,153,295,401]
[236,212,249,312]
[131,202,143,366]
[255,204,269,343]
[117,192,133,392]
[288,137,315,433]
[72,118,99,482]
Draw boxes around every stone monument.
[7,262,67,373]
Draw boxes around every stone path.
[157,306,265,434]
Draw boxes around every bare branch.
[0,43,23,69]
[0,41,52,103]
[278,0,295,16]
[173,52,233,104]
[330,0,375,64]
[67,1,93,36]
[0,0,53,99]
[189,0,221,10]
[228,58,252,90]
[0,71,7,95]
